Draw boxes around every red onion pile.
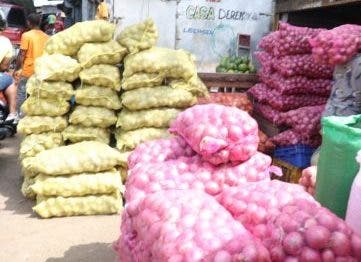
[197,92,253,113]
[271,129,322,147]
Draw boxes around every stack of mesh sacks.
[17,54,80,199]
[114,104,361,261]
[22,141,123,218]
[115,19,208,176]
[248,22,334,147]
[41,19,124,145]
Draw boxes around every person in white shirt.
[0,15,17,123]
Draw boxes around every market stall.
[11,4,361,260]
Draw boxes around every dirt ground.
[0,136,119,262]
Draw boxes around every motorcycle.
[0,86,17,141]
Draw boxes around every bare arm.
[0,57,11,71]
[15,49,26,71]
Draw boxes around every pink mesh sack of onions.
[169,104,259,165]
[255,51,274,74]
[125,151,276,204]
[279,105,325,136]
[273,54,334,79]
[217,180,361,261]
[249,83,328,111]
[310,24,361,65]
[272,129,322,147]
[253,103,283,125]
[259,70,332,96]
[128,136,196,170]
[116,189,271,262]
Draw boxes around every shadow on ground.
[0,136,35,215]
[46,242,117,262]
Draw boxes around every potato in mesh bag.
[119,151,131,168]
[21,97,70,117]
[117,18,158,54]
[28,141,123,175]
[116,108,181,131]
[115,127,171,151]
[77,40,127,68]
[118,168,128,183]
[121,86,196,110]
[21,158,37,178]
[26,76,73,100]
[75,85,121,110]
[20,132,63,159]
[122,73,164,90]
[35,54,81,82]
[79,64,121,90]
[21,176,36,199]
[62,125,110,144]
[169,76,208,97]
[123,47,197,81]
[17,116,68,135]
[45,20,115,56]
[33,192,122,218]
[31,170,122,197]
[69,106,117,128]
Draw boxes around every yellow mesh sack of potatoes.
[118,167,128,183]
[20,132,63,159]
[75,85,121,110]
[121,86,196,110]
[115,127,171,151]
[21,158,37,178]
[123,47,197,81]
[21,176,36,199]
[17,116,68,135]
[26,76,73,100]
[117,18,158,54]
[33,192,122,218]
[77,40,127,68]
[79,64,121,90]
[31,170,122,197]
[116,108,180,131]
[28,141,123,175]
[45,20,115,56]
[119,151,131,169]
[21,97,70,117]
[62,125,110,144]
[169,76,208,97]
[121,73,165,90]
[35,54,81,82]
[69,106,117,128]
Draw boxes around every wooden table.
[198,73,258,92]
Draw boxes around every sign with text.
[176,0,272,72]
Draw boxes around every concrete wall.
[113,0,273,72]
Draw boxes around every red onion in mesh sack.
[169,104,259,165]
[310,24,361,65]
[217,180,361,261]
[249,84,328,111]
[128,136,196,170]
[259,31,280,54]
[272,129,322,147]
[274,22,325,57]
[259,70,332,96]
[197,93,253,113]
[273,54,334,79]
[254,103,283,125]
[299,166,317,196]
[217,180,316,232]
[116,190,271,262]
[125,152,274,204]
[258,130,275,154]
[255,51,274,74]
[279,105,325,136]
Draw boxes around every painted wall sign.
[176,0,272,72]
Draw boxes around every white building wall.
[113,0,273,72]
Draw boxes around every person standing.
[0,15,17,123]
[54,12,65,32]
[44,14,56,36]
[15,13,49,116]
[95,0,109,21]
